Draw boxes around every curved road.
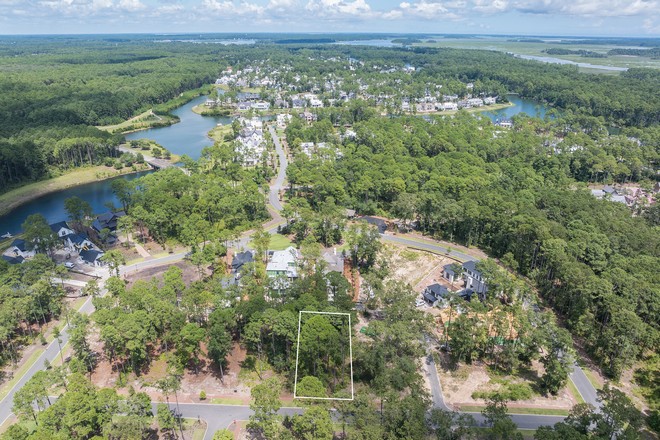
[0,126,597,438]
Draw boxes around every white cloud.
[510,0,658,17]
[202,0,265,15]
[389,0,658,19]
[305,0,372,17]
[118,0,145,11]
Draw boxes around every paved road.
[268,125,287,212]
[157,402,302,440]
[424,342,565,429]
[570,364,601,408]
[0,289,102,428]
[382,233,476,263]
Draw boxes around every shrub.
[199,390,207,400]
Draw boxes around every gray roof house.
[462,261,488,296]
[79,249,104,267]
[232,251,254,272]
[49,221,75,238]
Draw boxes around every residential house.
[7,239,36,259]
[66,233,95,251]
[422,290,440,307]
[301,111,317,123]
[92,211,125,233]
[2,255,24,265]
[461,260,488,296]
[484,96,497,105]
[251,101,270,111]
[362,216,387,234]
[79,249,105,267]
[442,264,457,283]
[277,113,292,128]
[591,186,628,205]
[49,221,75,238]
[309,98,324,108]
[423,283,449,307]
[266,246,299,279]
[237,102,252,111]
[231,250,254,272]
[416,102,435,113]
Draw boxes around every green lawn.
[210,396,248,405]
[567,379,586,404]
[458,405,569,416]
[582,369,604,390]
[181,418,207,440]
[473,427,537,440]
[268,234,293,251]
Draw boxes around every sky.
[0,0,658,36]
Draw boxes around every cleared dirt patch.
[436,353,576,411]
[384,244,452,290]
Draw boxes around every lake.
[126,95,233,160]
[482,94,552,121]
[0,171,151,236]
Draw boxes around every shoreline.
[0,165,150,218]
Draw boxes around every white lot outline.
[293,311,354,401]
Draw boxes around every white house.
[49,221,75,238]
[266,246,299,279]
[251,101,270,111]
[462,261,488,296]
[66,233,96,251]
[6,239,36,259]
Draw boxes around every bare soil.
[384,245,452,290]
[436,353,575,410]
[124,260,200,289]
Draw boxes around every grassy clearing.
[473,427,537,440]
[247,233,292,251]
[582,369,603,390]
[97,109,176,134]
[567,379,586,404]
[209,124,233,143]
[0,166,144,217]
[458,405,569,416]
[210,396,248,405]
[181,418,207,440]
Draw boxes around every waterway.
[125,95,233,160]
[0,171,151,236]
[512,53,628,72]
[482,94,551,122]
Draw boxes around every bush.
[199,390,207,400]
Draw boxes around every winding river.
[0,94,551,236]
